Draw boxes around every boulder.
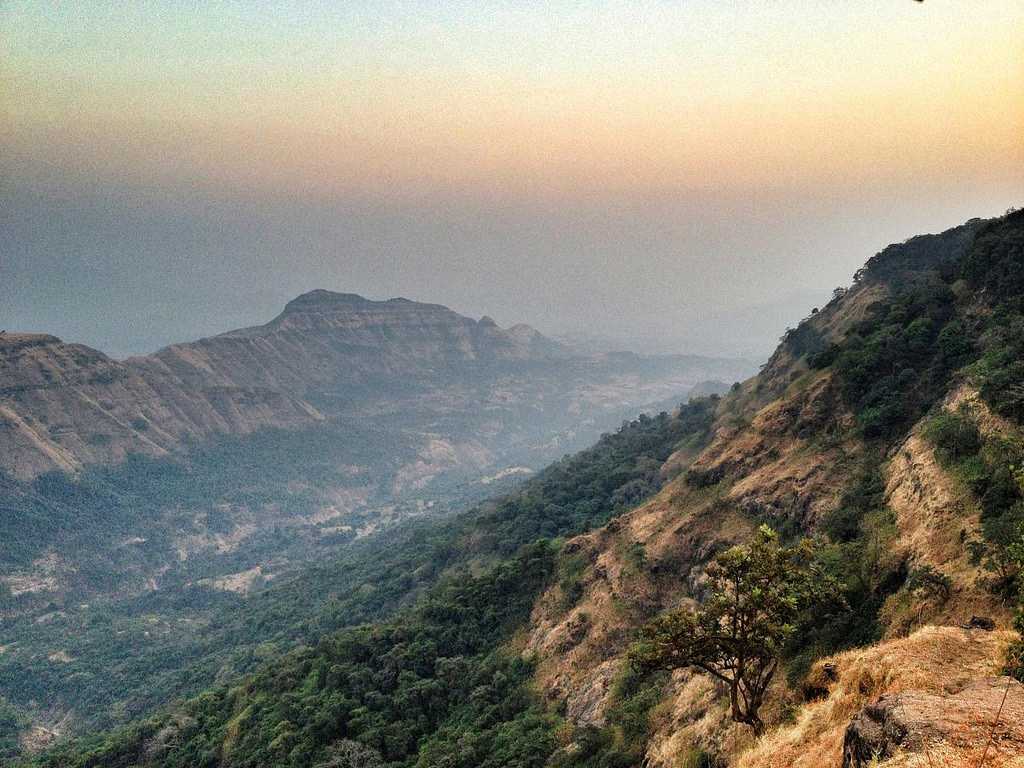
[966,615,997,631]
[842,677,1024,768]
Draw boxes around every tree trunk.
[729,684,766,738]
[749,714,765,738]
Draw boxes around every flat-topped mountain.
[204,290,563,363]
[262,290,560,362]
[0,292,572,480]
[147,290,567,401]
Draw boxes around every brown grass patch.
[735,626,1014,768]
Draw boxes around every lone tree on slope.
[630,526,841,737]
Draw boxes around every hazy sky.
[2,1,1022,358]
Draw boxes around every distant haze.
[2,1,1021,359]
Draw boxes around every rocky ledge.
[842,676,1024,767]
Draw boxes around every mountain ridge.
[0,292,569,480]
[0,288,753,761]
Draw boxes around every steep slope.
[525,210,1024,767]
[735,626,1018,768]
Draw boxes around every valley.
[6,2,1019,765]
[0,292,750,757]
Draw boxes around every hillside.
[523,211,1024,766]
[0,294,749,759]
[146,291,569,410]
[0,332,321,480]
[13,210,1024,767]
[0,293,746,614]
[1,398,720,762]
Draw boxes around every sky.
[2,1,1022,358]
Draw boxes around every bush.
[807,344,840,370]
[905,565,952,602]
[923,409,981,464]
[821,459,885,544]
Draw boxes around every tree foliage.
[2,400,719,749]
[30,542,561,768]
[20,401,721,767]
[806,212,1024,441]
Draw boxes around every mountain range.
[0,290,572,479]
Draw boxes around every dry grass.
[644,669,743,767]
[879,738,1024,768]
[528,362,1018,767]
[527,482,752,727]
[882,415,1011,633]
[734,626,1014,768]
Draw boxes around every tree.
[315,739,386,767]
[630,526,840,736]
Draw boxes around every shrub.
[923,409,981,464]
[905,564,952,602]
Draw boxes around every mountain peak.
[282,290,374,313]
[212,288,571,364]
[0,332,63,350]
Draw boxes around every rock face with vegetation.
[7,209,1024,767]
[0,331,322,480]
[523,210,1024,767]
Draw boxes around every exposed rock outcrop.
[736,627,1015,768]
[842,677,1024,768]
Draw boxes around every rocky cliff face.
[150,291,565,399]
[0,333,322,479]
[0,292,567,480]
